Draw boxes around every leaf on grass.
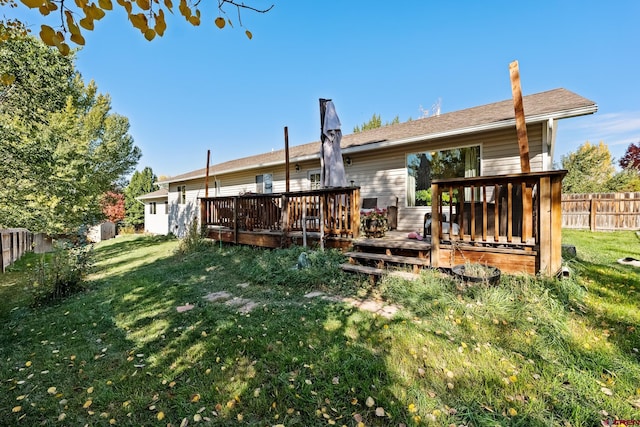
[508,407,517,416]
[365,396,375,407]
[157,411,165,420]
[375,407,385,416]
[408,403,417,413]
[25,361,32,367]
[58,412,66,421]
[12,406,22,412]
[47,386,57,394]
[191,393,200,402]
[87,386,94,394]
[601,387,613,396]
[83,399,92,408]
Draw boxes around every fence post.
[589,198,596,231]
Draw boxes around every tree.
[0,0,272,56]
[124,167,157,229]
[619,142,640,171]
[353,114,400,133]
[101,191,126,223]
[0,32,141,233]
[560,141,640,193]
[561,142,616,194]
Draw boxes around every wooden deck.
[200,171,567,277]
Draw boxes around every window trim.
[308,170,321,190]
[405,144,481,207]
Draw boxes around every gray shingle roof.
[136,188,168,200]
[159,88,596,184]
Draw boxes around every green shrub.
[29,239,94,304]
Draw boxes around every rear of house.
[144,88,595,236]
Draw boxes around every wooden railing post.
[431,183,440,268]
[550,174,564,273]
[589,198,597,231]
[538,176,551,275]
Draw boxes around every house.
[142,88,596,238]
[137,188,169,235]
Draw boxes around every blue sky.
[6,1,640,177]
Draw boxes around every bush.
[176,220,211,255]
[29,239,94,304]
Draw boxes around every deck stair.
[340,235,432,281]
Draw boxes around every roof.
[136,188,168,201]
[158,88,596,185]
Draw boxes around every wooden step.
[340,263,420,281]
[344,251,430,267]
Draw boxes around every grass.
[0,231,639,426]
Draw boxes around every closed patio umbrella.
[319,99,347,188]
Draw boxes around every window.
[309,171,321,190]
[176,185,186,204]
[255,174,273,194]
[406,145,480,207]
[150,202,157,214]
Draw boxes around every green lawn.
[1,231,639,426]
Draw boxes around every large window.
[406,145,480,206]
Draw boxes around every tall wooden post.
[509,60,531,173]
[204,149,211,197]
[284,127,290,193]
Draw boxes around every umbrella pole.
[320,195,325,250]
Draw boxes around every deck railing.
[430,171,566,275]
[200,187,360,243]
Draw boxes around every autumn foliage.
[101,191,125,223]
[619,142,640,170]
[8,0,271,55]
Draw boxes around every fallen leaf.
[83,400,92,409]
[365,396,375,407]
[191,393,201,402]
[87,386,94,394]
[12,406,22,413]
[375,407,385,416]
[508,407,517,416]
[601,387,613,396]
[47,386,57,394]
[157,411,165,420]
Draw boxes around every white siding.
[168,124,547,233]
[143,198,169,235]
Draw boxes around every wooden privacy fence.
[562,192,640,231]
[1,228,33,273]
